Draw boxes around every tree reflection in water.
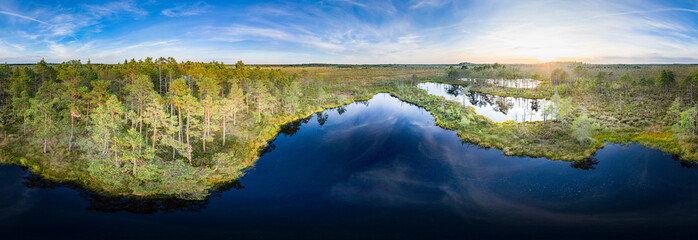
[445,84,515,115]
[22,172,244,214]
[337,106,347,115]
[530,99,540,112]
[680,161,697,168]
[570,157,600,170]
[494,97,512,115]
[446,84,463,96]
[279,119,307,136]
[421,82,552,122]
[672,154,697,168]
[316,112,329,126]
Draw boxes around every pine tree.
[253,80,272,123]
[12,90,30,135]
[219,82,244,146]
[169,78,190,144]
[143,92,167,148]
[196,76,220,153]
[28,82,62,153]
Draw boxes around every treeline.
[0,58,347,198]
[446,63,530,81]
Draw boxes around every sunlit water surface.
[1,93,698,240]
[418,82,551,122]
[460,78,542,89]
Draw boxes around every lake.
[1,93,698,240]
[418,82,551,122]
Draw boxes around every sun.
[537,54,557,63]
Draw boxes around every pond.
[418,82,551,122]
[460,78,542,89]
[2,93,698,240]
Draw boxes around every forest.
[2,59,698,199]
[0,59,442,199]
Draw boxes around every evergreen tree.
[11,90,30,135]
[196,76,220,153]
[253,80,272,123]
[28,81,62,153]
[219,82,244,146]
[0,63,11,105]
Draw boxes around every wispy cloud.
[0,10,48,24]
[2,0,698,63]
[333,0,369,9]
[458,1,698,63]
[83,0,149,18]
[410,0,451,9]
[162,1,209,17]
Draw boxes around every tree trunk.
[159,64,163,94]
[85,104,91,134]
[186,110,191,163]
[152,119,158,148]
[171,104,176,160]
[523,111,526,135]
[132,146,137,175]
[203,126,206,153]
[691,104,698,139]
[69,115,74,151]
[177,106,183,143]
[222,114,227,147]
[139,100,143,136]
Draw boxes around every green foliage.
[667,97,682,125]
[674,107,697,140]
[11,90,30,134]
[658,69,675,89]
[550,68,569,84]
[446,63,520,80]
[9,67,33,100]
[572,112,596,145]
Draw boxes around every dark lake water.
[2,93,698,240]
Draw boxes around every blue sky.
[1,0,698,64]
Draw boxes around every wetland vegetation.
[1,60,698,199]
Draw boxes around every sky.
[1,0,698,64]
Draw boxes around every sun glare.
[537,54,557,63]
